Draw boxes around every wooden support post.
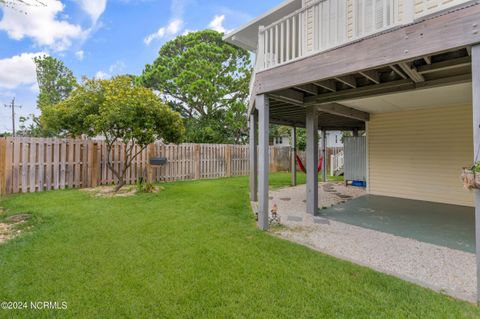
[249,111,258,201]
[0,139,6,195]
[194,144,201,180]
[321,130,327,182]
[306,105,318,215]
[291,126,297,186]
[226,145,232,177]
[147,144,156,183]
[88,142,99,188]
[257,95,269,230]
[353,129,359,137]
[472,44,480,305]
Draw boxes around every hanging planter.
[461,164,480,190]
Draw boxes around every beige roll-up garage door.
[368,105,474,207]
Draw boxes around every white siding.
[368,105,474,207]
[414,0,473,18]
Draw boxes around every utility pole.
[4,98,21,137]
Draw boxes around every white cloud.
[78,0,107,24]
[0,0,86,51]
[144,18,183,45]
[208,15,228,33]
[94,71,110,80]
[94,60,126,79]
[0,52,47,89]
[75,50,85,61]
[171,0,188,18]
[30,83,40,94]
[182,29,196,36]
[108,60,125,74]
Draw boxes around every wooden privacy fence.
[0,138,292,194]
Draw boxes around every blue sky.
[0,0,281,133]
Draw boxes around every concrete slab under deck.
[267,185,477,302]
[319,195,475,253]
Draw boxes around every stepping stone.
[269,196,274,200]
[287,216,303,222]
[337,195,353,199]
[313,217,330,225]
[280,198,291,201]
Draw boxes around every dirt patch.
[0,223,12,244]
[82,185,164,198]
[0,213,32,245]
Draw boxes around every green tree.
[17,114,44,137]
[139,30,251,144]
[42,76,185,192]
[34,55,77,111]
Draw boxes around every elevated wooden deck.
[251,2,479,128]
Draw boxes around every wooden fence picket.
[0,138,302,194]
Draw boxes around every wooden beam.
[359,70,380,84]
[305,73,470,105]
[390,65,408,79]
[269,89,304,106]
[467,46,472,56]
[306,79,414,104]
[417,56,471,74]
[423,56,432,64]
[306,105,318,215]
[335,75,357,88]
[249,111,258,202]
[293,84,319,95]
[317,103,370,121]
[255,5,480,94]
[314,80,337,92]
[398,62,425,82]
[257,95,269,231]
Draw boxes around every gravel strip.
[266,184,476,302]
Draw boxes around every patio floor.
[319,195,475,253]
[267,184,477,302]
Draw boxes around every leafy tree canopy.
[139,30,252,144]
[42,76,185,191]
[34,55,77,111]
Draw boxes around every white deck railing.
[254,0,474,72]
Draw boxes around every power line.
[4,98,21,137]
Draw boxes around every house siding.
[414,0,473,18]
[368,105,474,207]
[303,0,315,52]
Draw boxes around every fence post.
[194,144,201,180]
[0,139,6,195]
[147,143,156,182]
[89,142,99,188]
[226,145,232,177]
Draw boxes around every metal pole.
[306,105,318,215]
[4,98,21,137]
[472,44,480,305]
[291,125,297,186]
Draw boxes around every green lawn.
[0,173,478,318]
